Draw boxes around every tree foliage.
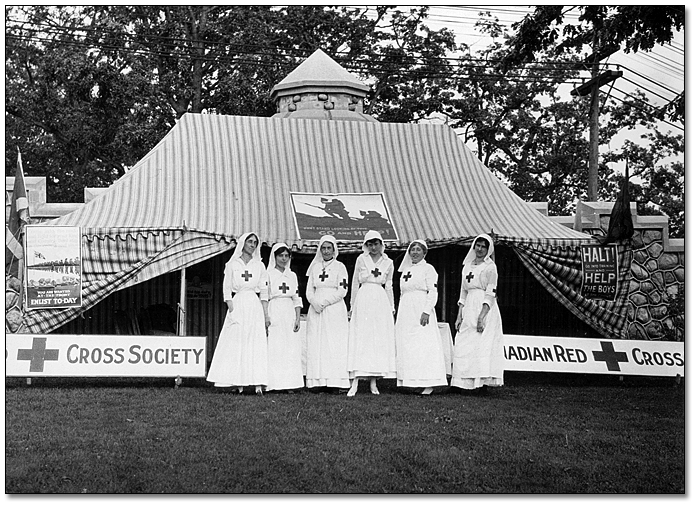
[500,5,685,68]
[445,16,614,214]
[5,6,683,238]
[442,12,683,236]
[356,7,457,123]
[5,6,456,202]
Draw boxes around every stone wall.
[627,229,684,341]
[5,275,23,332]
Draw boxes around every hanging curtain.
[508,238,633,338]
[19,227,235,334]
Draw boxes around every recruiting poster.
[25,225,82,310]
[290,192,398,241]
[580,244,618,301]
[186,275,213,300]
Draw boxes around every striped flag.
[5,149,30,278]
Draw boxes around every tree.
[499,5,684,69]
[496,5,684,209]
[442,12,683,230]
[5,5,684,236]
[6,6,457,201]
[352,7,457,123]
[603,90,685,237]
[444,16,615,214]
[5,6,172,200]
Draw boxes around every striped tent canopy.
[21,113,618,336]
[50,113,590,246]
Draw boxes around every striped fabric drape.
[509,238,633,339]
[19,227,235,334]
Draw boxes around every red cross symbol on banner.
[592,341,629,372]
[17,337,60,373]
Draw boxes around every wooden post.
[588,30,600,202]
[178,267,186,336]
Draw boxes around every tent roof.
[50,112,589,246]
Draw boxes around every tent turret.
[271,49,377,122]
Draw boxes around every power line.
[6,33,588,88]
[7,32,680,101]
[608,86,683,131]
[615,64,683,98]
[618,76,676,104]
[0,28,607,69]
[4,23,657,74]
[6,14,684,107]
[624,51,684,78]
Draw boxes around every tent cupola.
[271,49,377,122]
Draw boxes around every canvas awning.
[50,113,590,245]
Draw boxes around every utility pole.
[588,46,600,201]
[571,33,622,201]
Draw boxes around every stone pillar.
[627,229,684,341]
[5,275,24,332]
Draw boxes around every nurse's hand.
[420,313,430,326]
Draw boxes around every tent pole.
[178,268,186,336]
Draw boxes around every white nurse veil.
[306,235,338,276]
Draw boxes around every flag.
[6,149,30,278]
[600,160,634,245]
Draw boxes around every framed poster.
[290,192,398,242]
[580,244,618,301]
[25,225,82,310]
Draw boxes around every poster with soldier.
[290,192,398,241]
[25,225,82,310]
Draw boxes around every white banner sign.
[503,335,684,377]
[6,334,207,377]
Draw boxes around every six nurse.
[208,231,504,396]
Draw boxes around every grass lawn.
[5,373,684,494]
